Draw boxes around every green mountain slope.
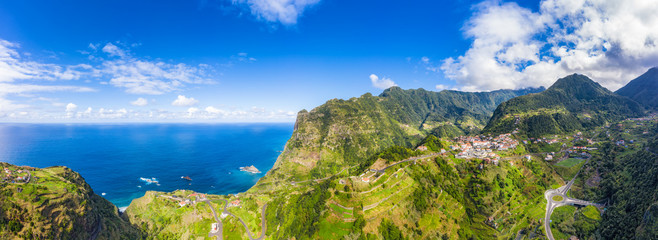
[616,67,658,109]
[261,87,543,182]
[484,74,643,137]
[0,163,141,239]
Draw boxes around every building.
[416,145,428,151]
[545,155,553,161]
[211,223,219,233]
[229,199,241,207]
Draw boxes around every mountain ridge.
[259,86,544,183]
[483,74,643,137]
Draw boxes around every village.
[451,133,519,164]
[2,166,31,184]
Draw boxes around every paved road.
[203,199,224,240]
[543,160,603,240]
[225,204,268,240]
[206,199,267,240]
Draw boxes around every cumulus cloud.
[441,0,658,91]
[171,95,199,107]
[232,0,321,25]
[65,103,78,112]
[369,74,397,90]
[130,97,148,106]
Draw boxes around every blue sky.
[0,0,656,122]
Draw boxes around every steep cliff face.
[261,87,544,182]
[484,74,644,137]
[0,163,141,239]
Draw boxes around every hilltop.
[0,163,140,239]
[483,74,643,137]
[616,67,658,109]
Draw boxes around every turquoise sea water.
[0,123,293,208]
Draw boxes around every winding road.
[203,199,222,240]
[543,160,603,240]
[204,199,267,240]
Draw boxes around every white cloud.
[96,44,212,95]
[0,40,93,83]
[441,0,658,91]
[0,83,94,95]
[0,40,98,115]
[101,43,127,58]
[232,0,321,25]
[0,98,29,114]
[65,103,78,112]
[187,107,200,117]
[369,74,397,90]
[171,95,199,107]
[131,97,149,106]
[205,106,224,114]
[435,84,450,91]
[65,103,77,118]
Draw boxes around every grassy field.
[550,205,577,240]
[553,159,587,180]
[555,158,584,168]
[582,205,601,221]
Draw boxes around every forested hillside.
[484,74,643,137]
[616,67,658,110]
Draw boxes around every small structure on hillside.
[229,199,241,207]
[361,176,371,183]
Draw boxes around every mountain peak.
[616,67,658,109]
[547,74,610,99]
[484,73,642,137]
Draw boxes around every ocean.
[0,123,293,208]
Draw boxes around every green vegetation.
[595,129,658,239]
[6,76,658,240]
[555,158,584,168]
[0,163,140,239]
[418,135,445,152]
[553,159,587,180]
[484,74,643,137]
[265,86,543,182]
[616,67,658,109]
[550,205,602,240]
[378,146,421,163]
